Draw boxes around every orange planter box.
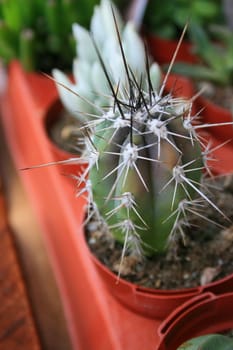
[1,61,233,350]
[0,61,163,350]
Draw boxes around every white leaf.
[122,22,146,78]
[52,69,92,122]
[72,23,96,62]
[73,59,92,92]
[149,63,162,91]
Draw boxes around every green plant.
[53,0,232,267]
[0,0,99,71]
[171,23,233,86]
[177,334,233,349]
[143,0,224,39]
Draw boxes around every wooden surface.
[0,120,73,349]
[0,188,41,350]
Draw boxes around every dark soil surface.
[86,174,233,290]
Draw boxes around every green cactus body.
[177,334,233,350]
[89,89,202,254]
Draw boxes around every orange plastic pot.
[196,95,233,145]
[90,248,233,320]
[1,61,233,349]
[200,132,233,175]
[156,292,233,350]
[145,34,199,64]
[44,98,86,177]
[87,73,233,319]
[0,60,163,350]
[163,73,196,100]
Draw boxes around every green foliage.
[143,0,224,39]
[0,0,99,71]
[177,334,233,350]
[171,23,233,86]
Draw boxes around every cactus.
[177,334,233,349]
[0,0,99,71]
[53,0,232,264]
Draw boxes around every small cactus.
[53,0,232,263]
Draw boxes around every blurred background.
[0,1,232,349]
